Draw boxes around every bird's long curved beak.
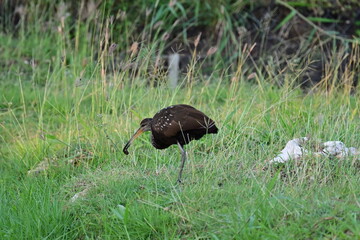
[123,127,145,155]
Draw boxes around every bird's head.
[139,118,152,131]
[123,118,152,155]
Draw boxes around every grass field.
[1,72,359,239]
[1,1,360,239]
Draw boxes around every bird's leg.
[177,141,187,183]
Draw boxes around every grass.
[1,77,359,239]
[1,1,360,239]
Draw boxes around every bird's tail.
[208,122,218,134]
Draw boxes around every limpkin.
[123,104,218,183]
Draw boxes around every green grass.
[1,76,359,239]
[1,1,360,239]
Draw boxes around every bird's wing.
[163,106,215,138]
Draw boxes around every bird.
[123,104,218,183]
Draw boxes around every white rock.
[348,147,360,156]
[269,138,359,164]
[322,141,346,156]
[322,141,360,158]
[269,137,309,164]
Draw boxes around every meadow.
[1,1,359,239]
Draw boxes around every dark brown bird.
[123,104,218,183]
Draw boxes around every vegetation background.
[1,0,359,239]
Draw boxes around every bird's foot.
[176,179,183,185]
